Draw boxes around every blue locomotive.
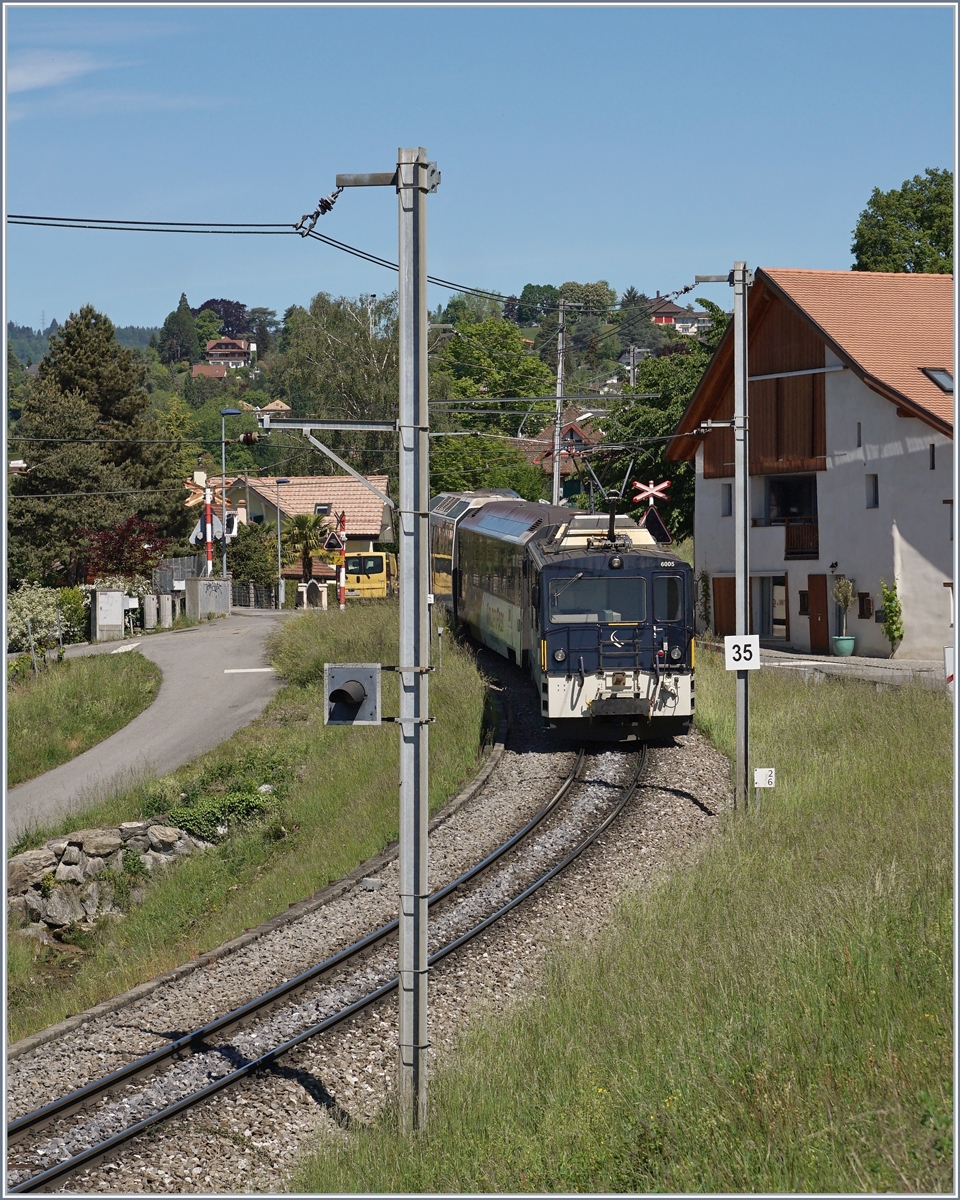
[430,490,695,742]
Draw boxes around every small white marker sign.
[724,634,761,671]
[754,768,775,788]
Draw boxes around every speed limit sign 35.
[724,634,761,670]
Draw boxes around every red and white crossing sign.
[632,478,671,507]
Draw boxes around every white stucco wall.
[692,357,953,659]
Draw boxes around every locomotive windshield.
[548,576,647,624]
[653,575,684,621]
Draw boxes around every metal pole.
[397,145,431,1131]
[733,261,751,811]
[552,298,566,505]
[204,486,214,577]
[275,479,288,609]
[629,344,637,388]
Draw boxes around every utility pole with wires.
[367,293,377,340]
[628,345,638,388]
[552,299,567,505]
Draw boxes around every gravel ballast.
[6,649,731,1194]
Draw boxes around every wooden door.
[713,577,735,637]
[807,574,829,654]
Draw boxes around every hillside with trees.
[5,278,713,586]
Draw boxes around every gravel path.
[6,648,731,1194]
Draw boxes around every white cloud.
[5,49,112,94]
[6,88,221,124]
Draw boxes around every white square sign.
[724,634,761,670]
[754,768,775,788]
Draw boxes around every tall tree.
[430,434,546,499]
[430,316,555,435]
[616,288,665,354]
[157,293,201,364]
[281,513,330,582]
[851,168,953,273]
[559,280,617,317]
[268,292,401,490]
[194,307,222,352]
[84,516,171,577]
[8,381,128,582]
[10,305,189,581]
[246,307,280,358]
[601,299,730,540]
[515,283,559,325]
[191,298,249,337]
[228,521,277,586]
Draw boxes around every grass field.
[295,647,952,1194]
[7,602,488,1043]
[6,653,162,787]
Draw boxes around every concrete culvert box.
[324,663,381,725]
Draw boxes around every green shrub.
[879,577,904,649]
[168,789,276,843]
[57,586,89,643]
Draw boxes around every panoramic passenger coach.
[430,491,695,741]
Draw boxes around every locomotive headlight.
[553,648,567,662]
[670,645,683,663]
[609,555,624,569]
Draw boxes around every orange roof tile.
[762,268,953,427]
[240,475,391,538]
[667,268,953,460]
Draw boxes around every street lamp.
[220,407,241,578]
[275,477,290,609]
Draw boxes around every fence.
[153,555,207,593]
[231,581,277,609]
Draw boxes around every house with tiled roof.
[665,268,954,659]
[205,337,254,368]
[519,406,605,499]
[225,474,393,553]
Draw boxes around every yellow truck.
[343,552,397,599]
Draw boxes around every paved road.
[6,611,292,841]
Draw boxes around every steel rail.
[7,751,585,1148]
[7,747,648,1196]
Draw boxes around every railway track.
[7,744,648,1194]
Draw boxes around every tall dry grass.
[295,648,952,1194]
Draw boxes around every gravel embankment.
[7,648,731,1194]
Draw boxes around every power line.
[7,487,188,500]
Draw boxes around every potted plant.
[832,575,856,656]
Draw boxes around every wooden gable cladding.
[703,280,826,479]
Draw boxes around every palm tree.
[281,513,330,582]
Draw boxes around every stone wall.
[7,821,212,933]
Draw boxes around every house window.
[314,503,331,516]
[921,367,953,393]
[767,475,817,522]
[866,474,879,509]
[930,444,936,470]
[857,592,873,619]
[798,590,809,616]
[856,421,862,448]
[721,483,732,517]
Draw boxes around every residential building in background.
[666,268,953,659]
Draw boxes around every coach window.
[654,575,683,622]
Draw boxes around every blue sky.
[4,3,956,330]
